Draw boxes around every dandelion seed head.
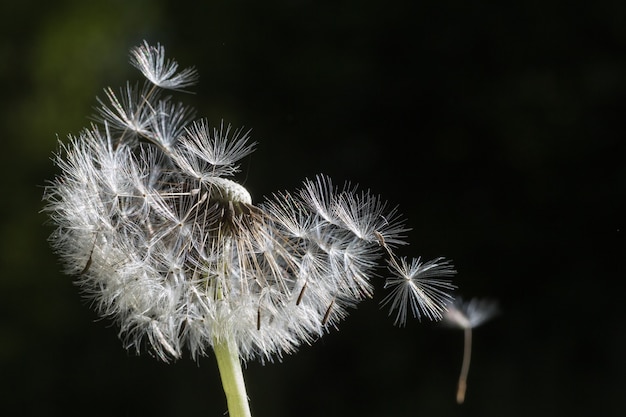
[43,41,456,362]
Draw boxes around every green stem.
[214,336,252,417]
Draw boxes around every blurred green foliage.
[1,0,625,416]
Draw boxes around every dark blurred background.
[1,0,624,416]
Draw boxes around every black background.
[1,0,624,416]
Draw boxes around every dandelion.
[443,297,499,404]
[43,41,456,417]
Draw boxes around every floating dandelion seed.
[443,297,499,404]
[43,41,457,417]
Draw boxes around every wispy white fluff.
[43,41,456,363]
[130,41,199,91]
[443,297,499,329]
[381,257,456,325]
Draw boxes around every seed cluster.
[43,42,455,362]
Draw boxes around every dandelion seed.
[381,257,456,325]
[130,41,199,91]
[322,298,335,326]
[79,244,94,275]
[443,297,499,404]
[296,282,307,306]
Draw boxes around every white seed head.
[43,41,456,362]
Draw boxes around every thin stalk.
[456,327,473,404]
[214,336,252,417]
